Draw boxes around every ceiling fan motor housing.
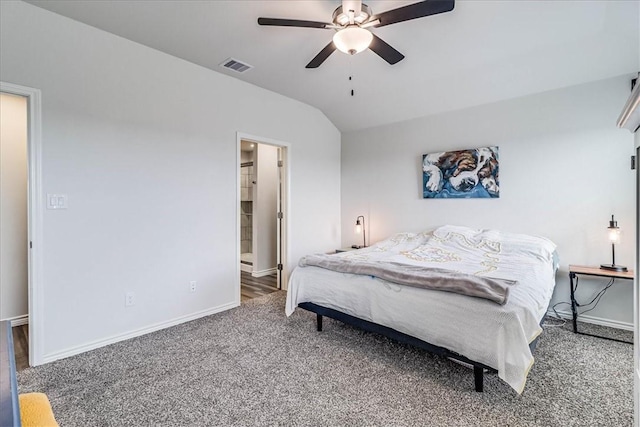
[332,4,372,26]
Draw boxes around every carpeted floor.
[18,292,633,426]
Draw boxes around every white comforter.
[286,225,557,393]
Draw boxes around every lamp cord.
[546,277,615,326]
[578,278,615,315]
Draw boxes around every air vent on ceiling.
[220,58,253,73]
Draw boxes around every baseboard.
[41,301,239,364]
[0,315,29,327]
[11,316,28,327]
[550,309,633,331]
[240,263,252,273]
[252,268,276,278]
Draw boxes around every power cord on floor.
[542,302,569,328]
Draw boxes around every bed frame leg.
[316,314,323,332]
[474,366,484,392]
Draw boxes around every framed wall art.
[422,146,499,199]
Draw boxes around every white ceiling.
[27,0,639,132]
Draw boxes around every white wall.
[0,1,341,361]
[0,92,28,321]
[253,144,278,275]
[342,76,636,326]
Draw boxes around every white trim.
[550,309,634,331]
[252,268,277,278]
[0,82,43,367]
[41,301,238,364]
[240,263,252,273]
[634,135,639,427]
[236,136,242,306]
[4,315,29,327]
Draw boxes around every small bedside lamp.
[353,215,366,249]
[600,214,628,272]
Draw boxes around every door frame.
[236,132,291,303]
[1,82,44,366]
[634,135,639,427]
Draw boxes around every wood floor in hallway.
[241,271,279,302]
[12,324,28,372]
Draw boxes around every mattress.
[286,225,558,393]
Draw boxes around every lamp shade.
[333,26,373,55]
[607,215,621,244]
[608,228,621,244]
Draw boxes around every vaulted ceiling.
[28,1,639,132]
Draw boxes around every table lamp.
[353,215,366,249]
[600,214,628,272]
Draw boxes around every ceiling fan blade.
[369,34,405,65]
[257,17,332,29]
[360,19,380,29]
[306,42,337,69]
[371,0,454,28]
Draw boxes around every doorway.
[0,92,28,369]
[237,134,288,303]
[0,82,43,367]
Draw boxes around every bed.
[285,225,558,394]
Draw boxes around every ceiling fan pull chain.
[348,56,355,97]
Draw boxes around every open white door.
[276,147,286,290]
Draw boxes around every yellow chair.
[19,393,58,427]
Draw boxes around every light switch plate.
[47,194,68,209]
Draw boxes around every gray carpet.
[18,292,632,426]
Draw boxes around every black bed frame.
[299,302,542,392]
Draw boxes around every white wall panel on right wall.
[342,76,636,326]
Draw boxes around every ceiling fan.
[257,0,455,69]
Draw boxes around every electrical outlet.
[190,281,197,292]
[125,292,135,307]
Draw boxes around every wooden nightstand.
[569,265,634,344]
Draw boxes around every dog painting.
[422,146,499,199]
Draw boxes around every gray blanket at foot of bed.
[299,255,516,305]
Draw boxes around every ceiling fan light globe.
[333,26,373,55]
